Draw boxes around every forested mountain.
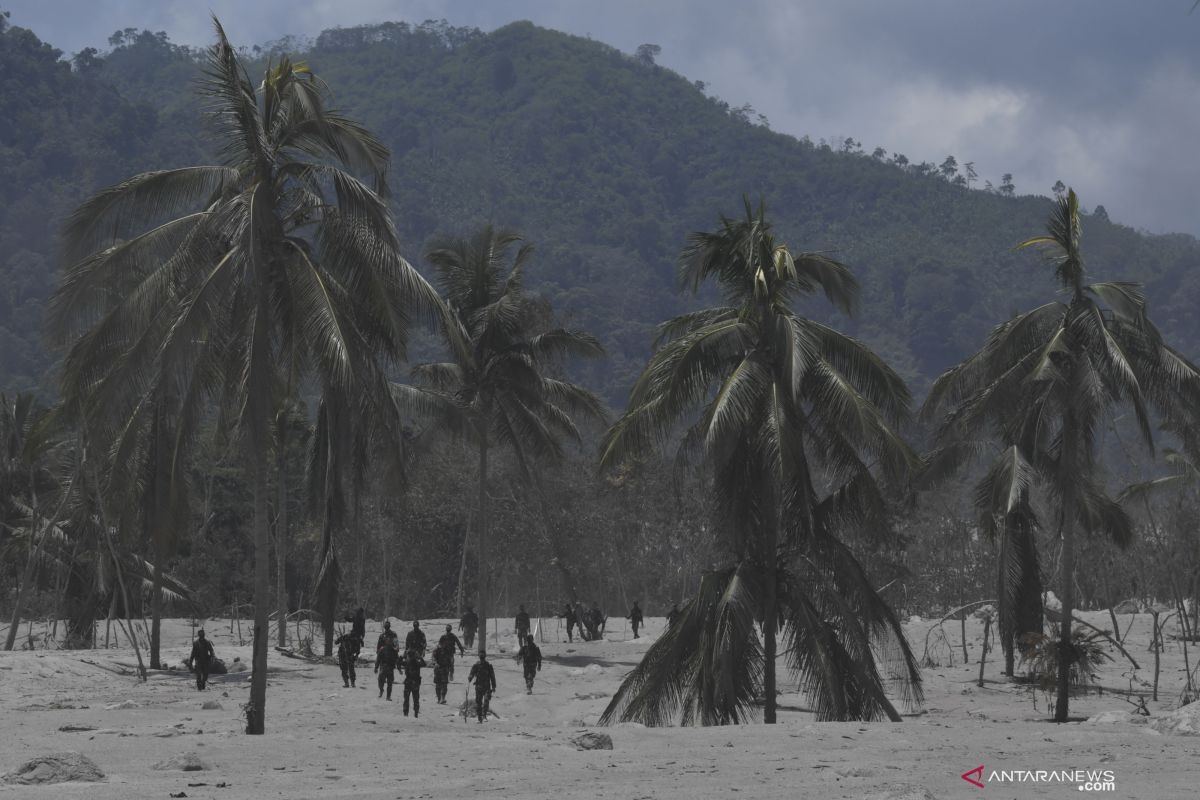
[3,15,1199,405]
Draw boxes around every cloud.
[7,0,1200,235]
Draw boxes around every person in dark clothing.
[432,643,452,704]
[336,632,361,688]
[628,601,644,639]
[467,653,497,723]
[375,622,400,700]
[401,649,426,717]
[560,603,578,642]
[438,624,465,680]
[517,634,542,694]
[460,607,479,649]
[667,603,680,628]
[515,604,531,640]
[344,607,366,642]
[189,629,215,691]
[405,620,427,656]
[376,619,399,654]
[583,603,605,640]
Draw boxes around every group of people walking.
[181,602,670,722]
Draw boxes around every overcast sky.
[8,1,1200,236]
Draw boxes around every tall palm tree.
[50,19,439,733]
[396,226,606,656]
[922,189,1200,721]
[599,201,922,725]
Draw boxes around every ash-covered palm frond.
[601,565,763,726]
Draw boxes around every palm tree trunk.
[150,398,168,671]
[5,472,42,652]
[150,533,163,669]
[1054,511,1076,722]
[248,456,270,735]
[477,436,489,656]
[763,523,779,725]
[276,426,288,648]
[5,531,41,651]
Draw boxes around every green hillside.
[2,17,1198,405]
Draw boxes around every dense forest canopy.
[1,15,1198,406]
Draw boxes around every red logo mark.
[961,765,985,788]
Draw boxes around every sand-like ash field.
[1,611,1197,799]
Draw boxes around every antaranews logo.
[960,764,1116,792]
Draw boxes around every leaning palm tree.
[599,201,922,725]
[923,189,1200,721]
[50,19,440,733]
[396,226,606,656]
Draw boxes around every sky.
[7,1,1200,236]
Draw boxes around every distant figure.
[345,607,366,642]
[515,604,531,640]
[401,649,427,717]
[336,632,361,688]
[628,601,644,639]
[438,624,465,680]
[405,620,427,656]
[666,603,680,628]
[375,621,400,700]
[517,634,542,694]
[460,607,479,649]
[468,653,496,724]
[575,602,590,641]
[189,629,215,691]
[432,643,453,704]
[560,603,578,642]
[584,603,605,640]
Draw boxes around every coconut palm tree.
[598,200,922,725]
[395,226,606,656]
[2,394,64,651]
[922,189,1200,721]
[50,19,440,733]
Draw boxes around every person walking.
[628,601,644,639]
[345,607,366,642]
[460,606,479,650]
[517,634,542,694]
[432,642,452,704]
[401,648,426,717]
[438,624,465,680]
[515,604,531,641]
[336,631,361,688]
[405,620,427,656]
[375,622,400,700]
[189,629,215,691]
[467,653,497,724]
[560,603,578,642]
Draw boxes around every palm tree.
[922,189,1200,721]
[396,226,606,656]
[598,201,922,725]
[2,394,63,651]
[50,19,439,733]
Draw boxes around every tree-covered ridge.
[2,16,1199,404]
